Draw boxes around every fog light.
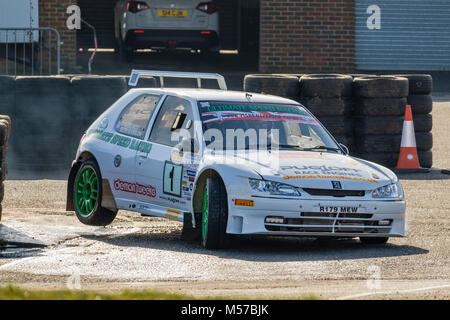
[265,216,284,224]
[378,219,392,226]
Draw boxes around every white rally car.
[67,70,406,249]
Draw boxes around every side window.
[149,95,194,147]
[115,94,161,139]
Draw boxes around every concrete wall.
[0,75,135,174]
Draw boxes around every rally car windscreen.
[197,101,340,151]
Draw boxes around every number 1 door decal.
[163,161,183,197]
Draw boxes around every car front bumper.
[226,196,406,238]
[125,29,219,50]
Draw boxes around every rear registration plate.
[157,9,188,17]
[319,206,359,213]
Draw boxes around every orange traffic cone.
[395,105,429,173]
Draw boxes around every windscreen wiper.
[302,145,341,152]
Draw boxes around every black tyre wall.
[301,97,352,116]
[299,74,353,98]
[407,94,433,115]
[354,98,408,116]
[353,76,409,98]
[354,114,432,135]
[356,133,433,153]
[396,74,433,95]
[244,74,300,98]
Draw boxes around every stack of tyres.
[70,76,128,157]
[243,74,301,101]
[353,76,433,168]
[396,74,433,168]
[298,74,354,153]
[13,76,73,172]
[0,115,11,220]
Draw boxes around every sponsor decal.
[234,199,254,207]
[282,175,379,184]
[200,102,210,108]
[280,165,365,179]
[201,110,318,126]
[159,195,186,205]
[372,173,380,179]
[164,208,181,220]
[189,177,195,182]
[202,103,310,116]
[186,169,196,177]
[114,179,157,198]
[89,130,152,153]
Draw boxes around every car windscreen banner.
[198,102,319,125]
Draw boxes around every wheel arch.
[66,151,117,212]
[192,168,224,217]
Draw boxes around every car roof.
[127,88,301,105]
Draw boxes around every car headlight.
[372,183,401,198]
[249,178,301,197]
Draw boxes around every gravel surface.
[0,95,449,299]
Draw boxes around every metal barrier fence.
[0,27,61,76]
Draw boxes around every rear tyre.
[360,237,389,245]
[73,159,117,226]
[201,177,229,249]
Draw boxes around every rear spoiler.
[128,69,228,90]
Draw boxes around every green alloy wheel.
[73,159,117,226]
[202,186,209,242]
[75,165,99,217]
[201,177,229,249]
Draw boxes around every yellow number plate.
[157,9,188,17]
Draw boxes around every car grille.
[302,188,365,197]
[265,212,392,234]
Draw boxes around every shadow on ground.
[0,225,46,258]
[81,231,428,263]
[397,168,450,180]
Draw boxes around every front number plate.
[319,206,359,213]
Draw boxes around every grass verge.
[0,285,195,300]
[0,285,319,300]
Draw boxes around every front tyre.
[360,237,389,245]
[201,177,228,249]
[73,159,117,226]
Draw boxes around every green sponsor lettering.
[90,130,152,153]
[129,139,141,151]
[138,142,152,153]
